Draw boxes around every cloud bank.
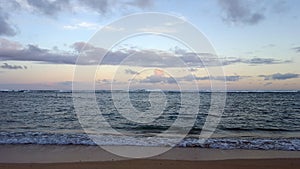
[0,39,292,68]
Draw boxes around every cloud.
[189,68,198,72]
[218,0,265,25]
[27,0,70,16]
[96,78,118,85]
[63,22,101,30]
[56,81,73,86]
[0,38,23,49]
[140,75,176,84]
[0,39,293,67]
[0,0,20,36]
[259,73,299,80]
[71,41,98,52]
[79,0,153,15]
[138,74,242,84]
[125,69,139,75]
[264,82,272,86]
[0,40,77,64]
[292,47,300,53]
[137,26,178,33]
[0,63,27,70]
[222,57,290,65]
[79,0,110,14]
[223,75,240,81]
[270,0,289,14]
[243,58,290,64]
[126,0,153,9]
[0,0,153,37]
[0,11,17,36]
[181,74,241,82]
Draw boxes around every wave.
[179,137,300,151]
[0,131,299,151]
[219,127,299,132]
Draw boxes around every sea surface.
[0,90,299,151]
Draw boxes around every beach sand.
[0,145,299,169]
[1,159,300,169]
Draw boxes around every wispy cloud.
[63,22,101,30]
[259,73,299,80]
[137,26,178,33]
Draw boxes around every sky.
[0,0,299,91]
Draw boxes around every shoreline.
[1,144,300,163]
[1,145,299,169]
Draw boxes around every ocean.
[0,90,299,151]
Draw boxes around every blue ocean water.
[0,90,299,150]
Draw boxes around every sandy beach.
[1,158,300,169]
[0,145,299,169]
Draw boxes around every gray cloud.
[0,39,292,67]
[259,73,299,80]
[24,0,153,16]
[27,0,70,16]
[181,74,240,82]
[56,81,73,86]
[218,0,265,25]
[0,0,20,36]
[96,79,118,85]
[71,41,98,52]
[0,11,17,36]
[0,63,27,70]
[264,82,272,86]
[0,0,153,37]
[126,0,153,9]
[171,48,291,66]
[222,57,290,65]
[189,68,198,72]
[79,0,153,15]
[223,75,240,81]
[139,74,242,84]
[292,47,300,53]
[0,41,77,64]
[140,75,176,84]
[79,0,109,14]
[125,69,139,75]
